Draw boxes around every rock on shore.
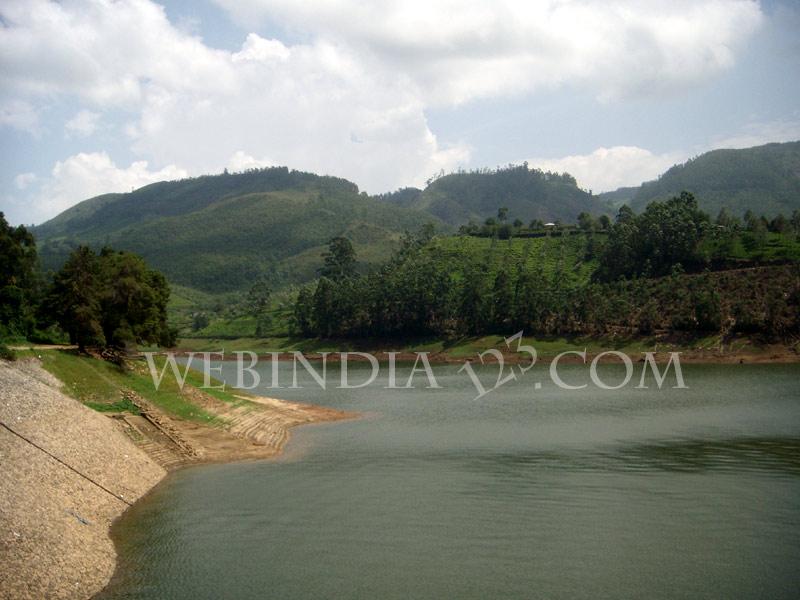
[0,359,165,600]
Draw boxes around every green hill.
[385,164,609,225]
[628,141,800,217]
[597,186,638,209]
[33,168,441,293]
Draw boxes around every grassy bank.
[14,348,246,420]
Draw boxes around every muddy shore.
[168,345,800,364]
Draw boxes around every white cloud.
[14,172,36,190]
[227,151,275,172]
[11,152,188,225]
[0,1,469,195]
[527,117,800,194]
[710,118,800,149]
[125,33,469,192]
[0,0,233,106]
[0,0,774,222]
[0,100,40,134]
[64,109,101,137]
[213,0,763,104]
[529,146,685,193]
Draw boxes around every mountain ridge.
[33,163,610,293]
[600,141,800,217]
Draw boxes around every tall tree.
[97,249,173,348]
[597,192,710,280]
[293,286,315,336]
[312,277,336,337]
[491,269,513,330]
[46,246,175,351]
[46,246,104,351]
[319,236,357,281]
[577,212,595,231]
[246,276,272,336]
[0,212,38,338]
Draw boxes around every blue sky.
[1,0,799,225]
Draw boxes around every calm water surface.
[99,362,800,599]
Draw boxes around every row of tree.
[293,194,800,339]
[457,207,614,239]
[294,249,799,340]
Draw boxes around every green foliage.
[319,236,357,281]
[596,192,710,280]
[245,276,272,336]
[293,214,800,340]
[35,349,217,421]
[577,212,596,231]
[33,168,440,294]
[407,163,607,226]
[295,230,597,338]
[0,212,39,339]
[0,342,16,361]
[192,312,210,331]
[45,246,105,350]
[45,246,175,350]
[84,397,142,414]
[293,286,314,335]
[629,141,800,217]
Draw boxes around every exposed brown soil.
[119,384,355,469]
[170,344,800,365]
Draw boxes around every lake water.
[98,361,800,599]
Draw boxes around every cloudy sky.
[1,0,799,225]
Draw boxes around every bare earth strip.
[0,359,354,600]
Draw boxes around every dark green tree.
[319,236,357,281]
[312,277,336,337]
[459,263,487,334]
[45,246,104,351]
[246,276,272,336]
[577,212,595,231]
[46,246,175,351]
[0,213,39,338]
[597,192,710,280]
[293,286,315,335]
[97,249,175,348]
[491,269,514,330]
[192,313,210,332]
[769,214,789,234]
[616,205,634,224]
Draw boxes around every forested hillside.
[32,168,440,293]
[627,141,800,216]
[382,164,609,225]
[293,194,800,341]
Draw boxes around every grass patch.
[84,397,142,414]
[35,349,219,422]
[0,342,17,360]
[0,342,16,361]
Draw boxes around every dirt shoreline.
[0,358,355,600]
[167,346,800,364]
